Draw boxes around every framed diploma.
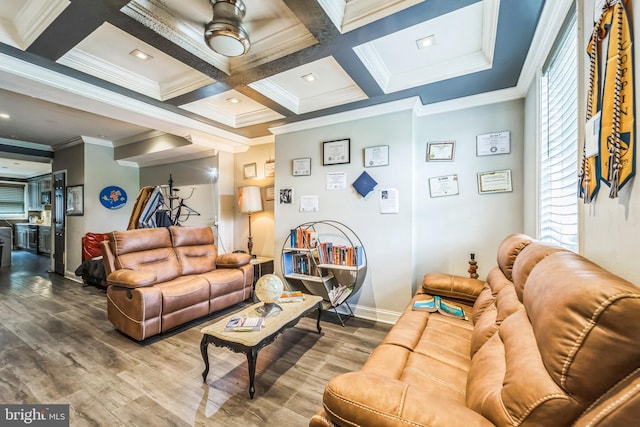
[428,175,459,198]
[426,141,455,161]
[476,131,510,156]
[264,160,275,178]
[323,138,350,165]
[477,169,513,194]
[364,145,389,167]
[265,186,275,201]
[243,163,257,179]
[292,158,311,176]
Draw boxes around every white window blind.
[539,12,578,252]
[0,182,27,218]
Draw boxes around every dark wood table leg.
[316,304,322,333]
[246,347,258,399]
[200,335,211,382]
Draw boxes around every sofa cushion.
[109,228,180,284]
[511,241,568,300]
[495,233,533,281]
[110,227,173,254]
[467,310,581,426]
[524,249,640,407]
[169,226,219,275]
[371,296,474,402]
[155,275,210,314]
[169,225,214,246]
[422,273,484,303]
[200,268,248,299]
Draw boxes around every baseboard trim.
[329,303,401,325]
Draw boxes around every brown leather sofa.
[101,226,253,341]
[311,234,640,426]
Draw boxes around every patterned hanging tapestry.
[599,0,636,198]
[580,8,606,203]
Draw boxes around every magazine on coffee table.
[224,316,264,332]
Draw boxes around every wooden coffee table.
[200,295,323,398]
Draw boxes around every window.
[0,182,27,219]
[539,11,578,252]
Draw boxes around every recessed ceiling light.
[0,113,9,119]
[130,49,153,61]
[226,97,241,104]
[301,73,317,83]
[416,35,436,50]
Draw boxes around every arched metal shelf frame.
[280,220,367,326]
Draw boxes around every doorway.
[53,172,65,275]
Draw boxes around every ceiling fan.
[204,0,251,57]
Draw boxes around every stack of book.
[278,290,305,303]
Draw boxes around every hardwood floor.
[0,251,391,426]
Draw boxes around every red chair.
[82,232,110,262]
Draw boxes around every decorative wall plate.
[99,186,127,210]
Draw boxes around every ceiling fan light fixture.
[205,0,251,57]
[205,21,250,57]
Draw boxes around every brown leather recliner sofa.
[101,226,253,341]
[311,234,640,426]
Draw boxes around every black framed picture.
[66,184,84,216]
[323,138,350,165]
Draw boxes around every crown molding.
[81,136,113,147]
[58,49,214,101]
[316,0,423,34]
[0,138,53,152]
[0,52,252,152]
[298,86,368,114]
[270,97,418,135]
[355,0,498,94]
[271,85,525,136]
[15,0,70,50]
[414,87,523,117]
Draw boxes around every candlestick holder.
[468,253,479,279]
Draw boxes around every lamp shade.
[238,185,263,213]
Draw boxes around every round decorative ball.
[255,274,284,304]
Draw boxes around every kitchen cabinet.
[15,224,28,249]
[27,175,52,210]
[38,226,51,254]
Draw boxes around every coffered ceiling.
[0,0,547,176]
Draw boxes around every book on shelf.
[318,242,363,267]
[289,226,318,249]
[224,316,264,332]
[283,252,320,276]
[412,296,467,320]
[278,290,305,303]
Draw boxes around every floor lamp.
[238,185,263,256]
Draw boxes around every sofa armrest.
[421,273,485,304]
[106,269,157,288]
[216,252,251,268]
[323,372,493,427]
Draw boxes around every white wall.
[275,111,414,321]
[413,100,525,283]
[84,143,139,234]
[274,102,524,321]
